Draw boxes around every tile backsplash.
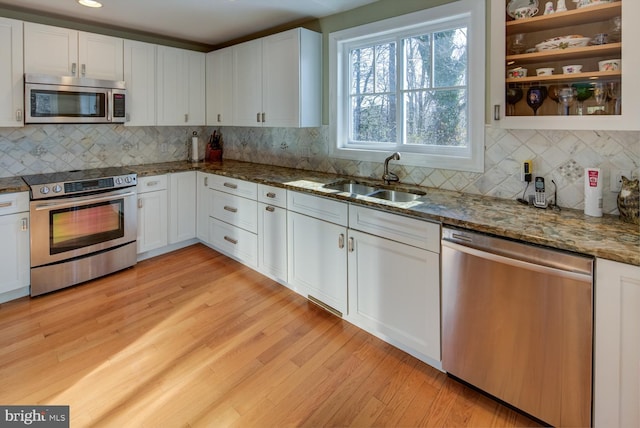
[1,124,638,214]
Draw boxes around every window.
[330,0,485,172]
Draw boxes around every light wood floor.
[0,244,543,427]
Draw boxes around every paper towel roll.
[584,167,603,217]
[191,136,198,163]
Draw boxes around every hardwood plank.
[0,244,543,427]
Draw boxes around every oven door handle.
[33,191,136,211]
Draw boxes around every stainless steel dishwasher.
[441,227,594,428]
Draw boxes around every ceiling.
[0,0,379,46]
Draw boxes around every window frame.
[329,0,485,173]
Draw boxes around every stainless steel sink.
[369,189,426,202]
[323,180,378,195]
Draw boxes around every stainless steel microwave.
[24,74,126,124]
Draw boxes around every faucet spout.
[382,152,401,185]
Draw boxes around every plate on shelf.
[507,0,539,18]
[535,35,590,51]
[576,0,613,9]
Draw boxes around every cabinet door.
[258,203,287,282]
[185,50,206,126]
[156,45,187,126]
[287,211,347,315]
[233,39,263,126]
[0,212,29,295]
[206,47,234,125]
[196,172,212,242]
[594,258,640,428]
[24,22,77,77]
[262,29,299,127]
[124,40,156,126]
[348,229,441,362]
[137,190,168,253]
[77,32,124,80]
[168,171,196,244]
[0,17,23,127]
[489,0,640,130]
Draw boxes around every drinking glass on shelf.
[547,85,561,115]
[572,83,592,115]
[558,86,577,115]
[506,87,523,116]
[606,81,621,115]
[592,82,607,114]
[508,33,527,55]
[526,86,547,116]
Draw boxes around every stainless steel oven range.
[22,168,138,296]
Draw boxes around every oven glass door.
[30,188,137,267]
[50,199,124,254]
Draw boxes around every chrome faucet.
[382,152,401,184]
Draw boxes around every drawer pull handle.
[138,199,143,209]
[223,206,238,213]
[21,217,28,231]
[266,192,276,198]
[0,201,13,208]
[147,181,159,187]
[348,237,354,252]
[338,233,345,249]
[224,236,238,245]
[266,206,275,212]
[204,177,208,187]
[223,182,238,190]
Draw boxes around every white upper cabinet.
[206,47,234,126]
[24,22,124,80]
[489,0,639,130]
[156,46,206,126]
[0,17,23,127]
[232,28,322,128]
[124,40,157,126]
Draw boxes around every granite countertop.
[3,160,638,265]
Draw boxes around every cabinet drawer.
[0,192,28,215]
[349,204,440,253]
[287,191,348,227]
[258,184,287,208]
[209,217,257,267]
[210,190,258,233]
[209,175,257,199]
[137,175,167,193]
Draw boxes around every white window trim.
[329,0,485,173]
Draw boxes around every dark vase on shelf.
[526,86,547,116]
[506,87,523,116]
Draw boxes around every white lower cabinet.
[0,192,30,302]
[594,258,640,428]
[257,184,288,283]
[347,205,441,363]
[168,171,196,244]
[136,175,168,253]
[287,191,349,315]
[206,175,258,267]
[196,172,213,242]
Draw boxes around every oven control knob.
[125,176,132,184]
[40,186,50,195]
[53,185,62,193]
[115,177,123,185]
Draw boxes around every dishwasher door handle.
[442,240,592,282]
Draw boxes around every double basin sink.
[323,179,426,203]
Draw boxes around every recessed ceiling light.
[77,0,103,8]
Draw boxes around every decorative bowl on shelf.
[598,58,621,71]
[535,35,590,51]
[507,67,528,78]
[507,0,539,18]
[536,67,555,76]
[563,64,583,74]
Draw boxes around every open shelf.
[505,2,621,35]
[506,70,621,84]
[506,43,621,65]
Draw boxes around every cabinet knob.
[21,217,28,232]
[266,192,276,198]
[217,114,222,122]
[81,63,86,76]
[204,177,208,187]
[348,237,354,253]
[261,112,265,123]
[71,62,77,76]
[257,113,261,123]
[265,206,275,212]
[184,114,189,123]
[494,105,501,121]
[338,233,345,249]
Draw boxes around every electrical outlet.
[522,160,532,182]
[610,169,631,192]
